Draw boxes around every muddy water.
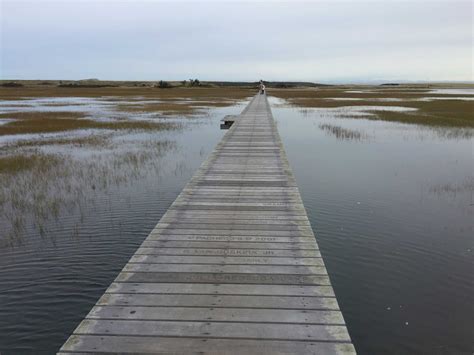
[270,97,473,354]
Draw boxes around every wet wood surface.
[59,94,355,354]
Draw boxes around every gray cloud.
[1,0,472,82]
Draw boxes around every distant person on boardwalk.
[259,80,265,94]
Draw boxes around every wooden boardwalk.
[59,94,355,354]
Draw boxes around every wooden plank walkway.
[59,93,355,354]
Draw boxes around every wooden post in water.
[58,93,356,354]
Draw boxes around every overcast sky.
[1,0,472,82]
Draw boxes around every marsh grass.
[6,134,112,149]
[269,88,474,128]
[430,127,474,140]
[0,111,178,135]
[115,100,238,115]
[429,178,474,199]
[319,123,368,141]
[0,153,62,175]
[0,86,254,100]
[0,140,176,247]
[367,101,473,127]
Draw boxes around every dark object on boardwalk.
[220,115,238,129]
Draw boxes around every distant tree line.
[1,82,23,87]
[157,80,172,88]
[183,79,201,87]
[155,79,202,89]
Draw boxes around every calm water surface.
[0,96,473,354]
[271,97,473,354]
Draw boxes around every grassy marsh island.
[268,84,473,128]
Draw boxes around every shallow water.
[271,97,474,354]
[428,89,474,95]
[418,96,474,101]
[0,95,473,354]
[0,96,208,123]
[293,105,418,119]
[328,97,474,102]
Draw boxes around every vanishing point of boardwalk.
[59,94,355,354]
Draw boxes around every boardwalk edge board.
[59,94,355,354]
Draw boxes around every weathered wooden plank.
[162,211,310,220]
[148,230,314,238]
[87,306,345,324]
[168,204,303,211]
[106,282,336,297]
[140,241,317,249]
[135,247,321,257]
[97,293,339,309]
[122,263,328,275]
[145,235,316,243]
[129,255,324,266]
[153,222,312,232]
[158,217,311,226]
[59,335,356,354]
[74,319,351,342]
[178,196,303,201]
[115,272,331,285]
[175,199,304,204]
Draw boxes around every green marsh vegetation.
[0,83,254,100]
[0,111,179,135]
